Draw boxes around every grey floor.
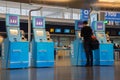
[0,59,120,80]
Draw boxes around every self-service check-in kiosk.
[2,14,29,69]
[92,21,114,65]
[71,20,86,66]
[31,17,54,67]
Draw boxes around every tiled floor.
[0,59,120,80]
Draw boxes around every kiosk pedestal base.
[71,39,86,66]
[32,42,54,67]
[93,44,114,66]
[2,41,29,69]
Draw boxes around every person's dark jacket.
[81,26,93,40]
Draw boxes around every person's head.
[83,21,88,27]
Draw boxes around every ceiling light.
[92,3,120,8]
[43,0,71,2]
[99,0,120,2]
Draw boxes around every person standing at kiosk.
[81,21,93,66]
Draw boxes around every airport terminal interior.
[0,0,120,80]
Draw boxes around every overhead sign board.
[80,9,90,20]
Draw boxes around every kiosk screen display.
[64,29,70,33]
[10,29,18,35]
[55,28,61,33]
[96,32,107,43]
[96,33,105,39]
[36,30,44,36]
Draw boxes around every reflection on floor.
[55,57,71,66]
[0,59,120,80]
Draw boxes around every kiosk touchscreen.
[95,32,107,43]
[31,17,54,67]
[36,30,44,36]
[10,29,18,35]
[33,29,47,42]
[2,14,29,69]
[92,21,114,66]
[71,20,86,66]
[7,27,21,42]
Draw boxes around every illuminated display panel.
[50,28,54,33]
[64,29,70,33]
[55,28,61,33]
[77,21,83,30]
[35,18,43,27]
[96,33,105,40]
[10,29,18,35]
[46,24,75,35]
[36,30,44,36]
[6,14,19,27]
[9,16,18,25]
[97,22,104,31]
[32,17,45,28]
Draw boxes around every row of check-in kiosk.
[2,14,54,69]
[1,13,114,69]
[71,20,114,66]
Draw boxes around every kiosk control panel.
[92,21,114,66]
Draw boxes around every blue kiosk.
[31,17,54,67]
[71,20,86,66]
[92,21,114,65]
[2,14,29,69]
